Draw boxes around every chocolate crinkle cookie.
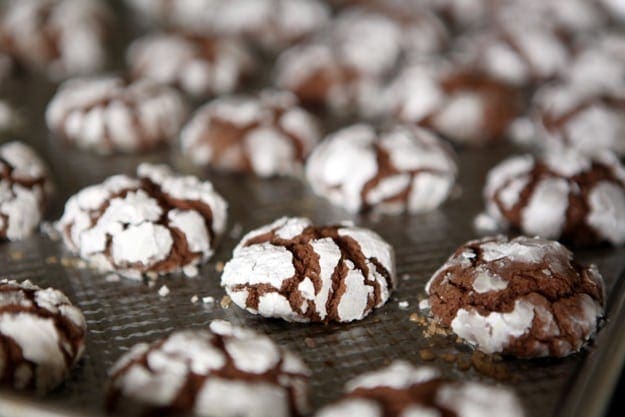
[275,9,402,114]
[0,141,53,242]
[316,361,524,417]
[0,0,110,79]
[426,236,604,358]
[531,82,625,157]
[127,32,256,98]
[124,0,329,51]
[107,320,310,417]
[221,217,396,323]
[180,90,320,177]
[456,17,570,88]
[46,76,188,154]
[56,163,227,279]
[384,61,522,146]
[0,279,86,394]
[563,32,625,94]
[482,150,625,246]
[306,124,457,214]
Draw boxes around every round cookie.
[0,0,110,79]
[384,61,522,146]
[423,0,494,28]
[221,217,396,323]
[123,0,329,51]
[46,76,188,154]
[562,32,625,94]
[494,0,606,37]
[0,279,87,393]
[483,150,625,246]
[275,8,403,114]
[127,32,255,98]
[107,320,310,417]
[0,141,53,242]
[316,361,525,417]
[456,18,570,88]
[180,90,320,177]
[532,82,625,157]
[306,124,457,214]
[426,235,604,358]
[209,0,330,51]
[57,163,227,279]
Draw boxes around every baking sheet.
[1,2,625,417]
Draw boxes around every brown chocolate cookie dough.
[107,320,310,417]
[0,279,86,394]
[221,217,396,323]
[316,361,524,417]
[482,150,625,246]
[180,90,320,177]
[426,235,604,358]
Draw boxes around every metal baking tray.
[1,2,625,417]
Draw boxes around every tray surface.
[1,2,625,417]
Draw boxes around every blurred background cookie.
[181,90,320,177]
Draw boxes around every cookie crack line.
[222,217,395,323]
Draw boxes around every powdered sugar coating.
[275,8,414,114]
[316,361,524,417]
[46,76,188,154]
[459,18,570,87]
[0,279,86,393]
[0,0,110,79]
[427,235,604,357]
[384,61,521,145]
[214,0,330,50]
[0,141,53,241]
[124,0,329,51]
[107,320,310,417]
[533,82,625,157]
[483,150,625,246]
[221,216,396,323]
[127,32,255,98]
[181,90,320,177]
[57,163,227,279]
[306,124,457,214]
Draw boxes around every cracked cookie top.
[0,141,53,241]
[180,90,320,177]
[0,0,110,79]
[426,235,604,358]
[384,61,522,146]
[483,150,625,246]
[0,279,86,394]
[57,163,227,279]
[127,32,256,98]
[221,217,396,323]
[316,361,524,417]
[306,123,457,214]
[46,76,188,154]
[107,320,310,417]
